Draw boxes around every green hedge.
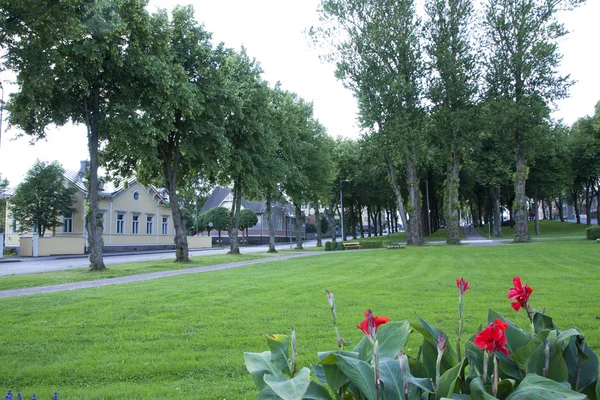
[358,241,385,249]
[324,241,335,251]
[586,226,600,240]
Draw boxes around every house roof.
[63,169,168,204]
[200,187,294,216]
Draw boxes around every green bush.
[586,226,600,240]
[324,241,334,251]
[358,240,384,249]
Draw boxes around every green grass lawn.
[1,241,599,399]
[0,254,275,291]
[476,219,591,239]
[343,227,461,244]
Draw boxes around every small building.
[199,187,298,244]
[2,161,194,255]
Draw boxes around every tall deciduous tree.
[424,0,478,244]
[1,0,149,270]
[10,161,76,237]
[101,6,228,262]
[218,49,273,255]
[482,0,583,242]
[314,0,427,245]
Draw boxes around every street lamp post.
[339,179,349,241]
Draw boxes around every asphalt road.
[0,240,319,277]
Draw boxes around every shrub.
[586,226,600,240]
[358,241,384,249]
[324,241,334,251]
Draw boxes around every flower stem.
[492,355,499,397]
[374,340,381,400]
[457,294,464,361]
[482,351,489,385]
[543,339,550,378]
[525,301,535,336]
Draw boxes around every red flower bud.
[357,310,390,336]
[456,277,470,295]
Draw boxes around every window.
[275,216,283,231]
[132,214,140,234]
[161,216,169,235]
[11,216,17,233]
[146,215,153,235]
[116,213,125,234]
[133,191,140,202]
[63,213,73,233]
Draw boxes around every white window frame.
[63,213,73,233]
[146,215,153,235]
[132,214,140,234]
[116,213,125,234]
[161,216,169,235]
[133,190,140,202]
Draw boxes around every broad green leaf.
[437,360,465,398]
[533,312,557,334]
[264,367,311,400]
[333,353,377,400]
[562,333,599,392]
[303,381,334,400]
[353,321,412,362]
[487,310,531,354]
[510,330,550,371]
[318,352,356,392]
[378,320,412,358]
[244,351,286,390]
[266,334,292,375]
[254,385,280,399]
[469,377,498,400]
[378,357,406,400]
[506,374,587,399]
[412,315,457,379]
[578,379,599,400]
[523,330,568,382]
[311,363,328,386]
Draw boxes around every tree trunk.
[596,182,600,226]
[163,161,188,262]
[406,155,424,245]
[557,198,564,222]
[445,150,461,244]
[327,208,337,244]
[367,207,372,237]
[228,178,242,254]
[265,197,277,253]
[585,181,591,225]
[384,152,409,233]
[294,203,303,249]
[571,188,580,224]
[490,186,503,237]
[313,200,323,247]
[534,187,540,235]
[546,200,553,220]
[85,96,105,271]
[513,149,530,243]
[359,206,365,238]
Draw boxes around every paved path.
[0,252,324,299]
[462,225,502,245]
[0,240,319,276]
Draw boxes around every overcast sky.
[0,0,598,187]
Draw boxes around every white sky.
[0,0,598,187]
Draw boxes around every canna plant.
[245,277,600,399]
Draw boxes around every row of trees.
[0,1,339,270]
[312,0,590,245]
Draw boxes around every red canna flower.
[474,318,510,357]
[456,278,470,295]
[357,310,390,336]
[508,276,533,312]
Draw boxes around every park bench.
[342,242,361,250]
[387,242,406,249]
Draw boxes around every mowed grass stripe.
[1,241,598,399]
